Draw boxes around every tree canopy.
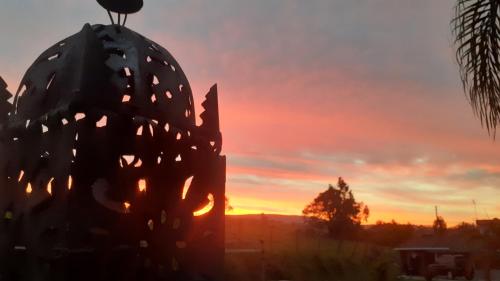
[303,177,369,238]
[433,215,448,235]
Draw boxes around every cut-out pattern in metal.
[0,4,225,281]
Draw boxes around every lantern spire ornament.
[97,0,143,14]
[0,2,226,281]
[97,0,143,25]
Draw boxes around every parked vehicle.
[395,247,474,281]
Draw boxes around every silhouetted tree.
[453,222,479,236]
[302,177,368,239]
[453,1,500,135]
[433,215,447,235]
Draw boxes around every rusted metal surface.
[0,11,225,281]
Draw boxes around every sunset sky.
[1,0,499,225]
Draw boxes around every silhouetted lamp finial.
[97,0,143,25]
[97,0,143,14]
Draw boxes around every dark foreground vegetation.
[225,214,500,281]
[225,215,399,281]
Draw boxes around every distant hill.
[225,214,390,227]
[226,214,304,224]
[225,214,384,228]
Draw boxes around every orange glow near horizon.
[225,206,464,227]
[223,180,488,226]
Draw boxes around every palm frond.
[453,0,500,135]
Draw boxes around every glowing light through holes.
[47,53,59,61]
[25,183,32,194]
[47,178,54,195]
[96,116,107,128]
[182,176,193,200]
[193,193,214,217]
[75,113,86,121]
[122,155,134,166]
[68,175,73,190]
[46,73,55,90]
[153,75,159,85]
[124,67,131,77]
[148,124,154,136]
[123,202,131,213]
[18,170,24,182]
[138,179,147,192]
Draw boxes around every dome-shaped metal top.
[0,22,224,281]
[13,23,196,131]
[97,0,143,14]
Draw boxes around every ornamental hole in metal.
[0,2,225,281]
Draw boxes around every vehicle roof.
[394,247,450,252]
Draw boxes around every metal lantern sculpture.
[0,1,226,280]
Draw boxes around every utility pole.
[472,200,478,222]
